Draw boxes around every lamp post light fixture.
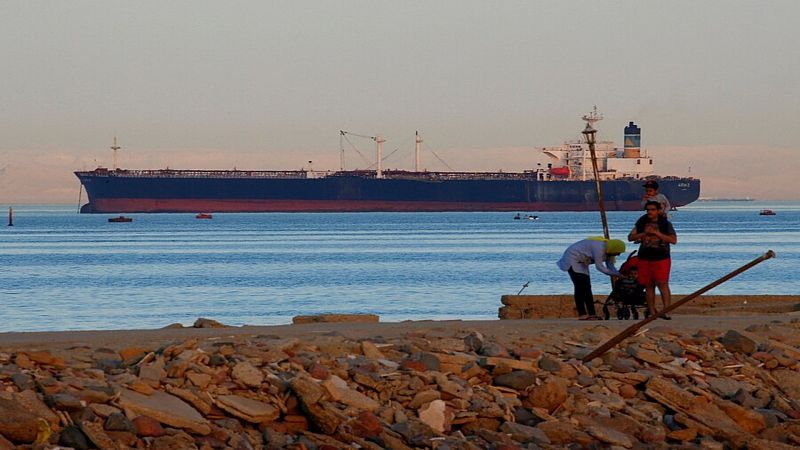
[583,122,609,239]
[582,123,597,145]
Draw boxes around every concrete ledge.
[292,314,380,324]
[499,295,800,319]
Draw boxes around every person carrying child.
[628,200,677,319]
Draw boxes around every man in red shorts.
[628,200,677,319]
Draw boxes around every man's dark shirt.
[635,215,676,260]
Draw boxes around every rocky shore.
[2,315,800,449]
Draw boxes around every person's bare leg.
[646,283,656,315]
[657,282,671,309]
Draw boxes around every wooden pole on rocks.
[581,250,776,363]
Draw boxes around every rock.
[45,393,83,411]
[308,362,330,380]
[418,399,447,433]
[668,427,698,441]
[303,401,346,435]
[132,415,166,437]
[463,331,485,353]
[771,369,800,400]
[11,373,33,391]
[106,431,137,447]
[499,422,551,444]
[118,388,211,435]
[0,396,39,443]
[290,375,327,406]
[609,356,638,373]
[59,425,89,450]
[322,375,380,411]
[215,395,280,423]
[538,355,563,372]
[619,384,638,399]
[409,390,441,409]
[21,350,65,368]
[162,323,184,329]
[627,345,669,365]
[527,377,568,413]
[707,377,752,399]
[151,431,198,450]
[0,434,13,450]
[104,412,136,432]
[720,330,757,355]
[349,411,384,439]
[493,370,536,390]
[263,428,290,450]
[185,371,212,389]
[292,314,379,324]
[232,361,264,388]
[361,341,386,359]
[537,420,593,446]
[119,347,148,365]
[79,420,117,450]
[586,425,634,448]
[8,390,60,426]
[193,317,229,328]
[90,403,121,418]
[407,352,441,371]
[479,342,508,357]
[715,399,766,433]
[391,418,441,446]
[645,377,745,440]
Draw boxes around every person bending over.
[557,238,625,320]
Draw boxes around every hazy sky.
[1,1,798,202]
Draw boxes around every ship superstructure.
[534,108,653,182]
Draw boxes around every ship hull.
[76,173,700,213]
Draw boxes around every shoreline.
[2,313,797,351]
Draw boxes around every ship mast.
[110,137,121,170]
[375,134,385,178]
[415,131,422,172]
[580,106,603,181]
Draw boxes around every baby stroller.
[601,251,648,320]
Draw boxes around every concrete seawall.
[499,294,800,319]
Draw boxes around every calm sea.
[1,202,798,332]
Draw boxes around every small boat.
[108,216,132,223]
[526,215,539,221]
[759,209,776,216]
[513,213,521,220]
[195,213,213,219]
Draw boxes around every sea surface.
[1,201,798,332]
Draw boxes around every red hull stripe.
[89,198,645,213]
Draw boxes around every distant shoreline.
[696,198,756,202]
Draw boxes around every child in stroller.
[602,251,648,320]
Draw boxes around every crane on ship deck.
[338,130,452,174]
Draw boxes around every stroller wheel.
[622,306,631,320]
[602,304,611,320]
[616,305,625,320]
[631,307,639,320]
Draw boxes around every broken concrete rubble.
[0,322,799,448]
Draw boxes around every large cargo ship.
[75,111,700,213]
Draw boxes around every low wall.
[499,295,800,319]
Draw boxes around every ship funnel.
[623,121,641,158]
